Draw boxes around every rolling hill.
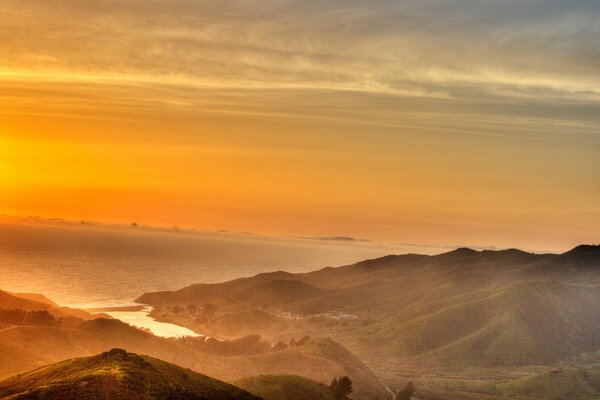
[4,245,600,399]
[500,366,600,400]
[136,245,600,368]
[343,280,600,366]
[0,348,260,400]
[0,317,388,399]
[0,290,101,321]
[235,374,341,400]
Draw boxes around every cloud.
[1,0,598,97]
[297,235,372,243]
[0,0,598,149]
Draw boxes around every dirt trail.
[0,324,19,333]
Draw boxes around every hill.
[500,366,600,400]
[0,290,57,312]
[341,280,600,366]
[235,375,340,400]
[227,337,387,400]
[0,290,100,321]
[0,348,260,400]
[0,317,387,400]
[136,245,600,369]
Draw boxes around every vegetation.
[500,366,600,400]
[330,376,352,399]
[395,381,415,400]
[0,309,56,326]
[0,349,260,400]
[235,374,340,400]
[3,245,600,399]
[0,318,388,399]
[172,334,288,356]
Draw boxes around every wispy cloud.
[1,0,598,97]
[1,0,598,146]
[0,0,598,251]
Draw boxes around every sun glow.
[0,0,597,251]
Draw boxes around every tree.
[297,335,310,346]
[272,341,288,351]
[25,310,56,326]
[330,377,338,393]
[172,305,183,315]
[396,381,415,400]
[330,376,352,399]
[202,303,217,319]
[186,304,197,315]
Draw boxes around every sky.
[0,0,598,252]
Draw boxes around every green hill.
[0,318,387,400]
[235,375,340,400]
[500,366,600,400]
[234,280,335,307]
[343,280,600,366]
[136,245,600,368]
[0,348,260,400]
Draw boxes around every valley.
[2,245,600,399]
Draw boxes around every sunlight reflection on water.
[0,222,400,307]
[102,307,201,338]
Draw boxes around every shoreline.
[90,305,204,338]
[84,304,146,313]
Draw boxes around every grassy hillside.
[0,290,99,321]
[0,290,55,312]
[136,245,600,369]
[235,280,335,307]
[207,309,289,336]
[339,280,600,366]
[235,375,340,400]
[0,348,260,400]
[500,366,600,400]
[5,245,600,399]
[0,318,386,400]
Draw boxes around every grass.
[0,349,260,400]
[500,366,600,400]
[235,374,339,400]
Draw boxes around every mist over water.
[0,222,398,307]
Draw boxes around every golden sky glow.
[0,0,598,252]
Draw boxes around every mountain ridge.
[136,244,600,369]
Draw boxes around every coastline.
[89,304,203,338]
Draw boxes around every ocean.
[0,221,401,308]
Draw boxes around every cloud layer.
[0,0,598,250]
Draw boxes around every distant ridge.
[137,244,600,368]
[559,244,600,262]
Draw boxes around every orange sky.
[0,1,598,252]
